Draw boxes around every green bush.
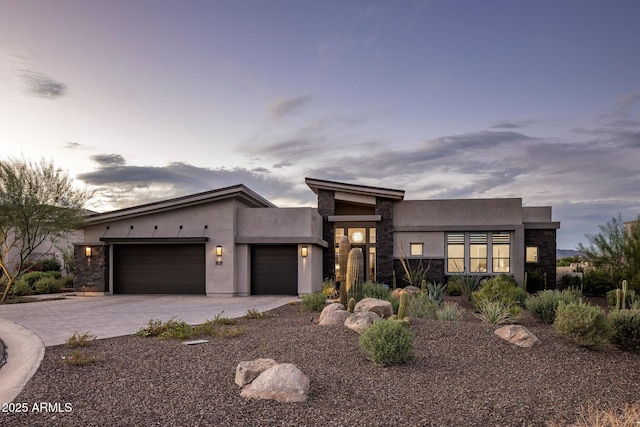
[20,271,52,288]
[301,292,327,311]
[386,295,399,314]
[609,309,640,352]
[362,282,391,300]
[322,279,337,299]
[471,275,526,314]
[474,299,518,325]
[359,319,414,365]
[34,277,63,294]
[582,269,617,295]
[408,293,439,318]
[525,289,583,323]
[557,274,583,291]
[61,275,74,288]
[447,281,462,296]
[25,257,62,273]
[9,279,32,297]
[553,301,611,349]
[449,274,483,301]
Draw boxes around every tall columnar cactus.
[346,248,364,303]
[421,279,427,293]
[392,270,397,290]
[622,280,628,310]
[523,272,528,293]
[398,292,409,320]
[338,235,351,306]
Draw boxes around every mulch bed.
[5,297,640,426]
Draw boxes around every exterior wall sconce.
[216,245,223,257]
[301,246,308,257]
[85,246,92,257]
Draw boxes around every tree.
[0,158,90,303]
[578,214,640,291]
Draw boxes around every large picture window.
[446,231,511,274]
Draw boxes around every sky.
[1,0,639,250]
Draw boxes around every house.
[74,178,559,295]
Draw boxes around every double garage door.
[113,244,205,294]
[112,244,297,295]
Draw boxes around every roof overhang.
[83,184,275,226]
[99,237,209,243]
[305,177,405,200]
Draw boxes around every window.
[526,246,538,263]
[447,233,465,273]
[410,243,423,256]
[469,233,487,272]
[492,232,510,273]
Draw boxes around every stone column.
[375,198,394,286]
[73,244,109,292]
[317,190,335,281]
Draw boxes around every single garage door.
[251,245,298,295]
[113,244,205,294]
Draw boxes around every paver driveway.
[0,294,295,347]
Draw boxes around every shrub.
[9,279,32,297]
[63,350,97,366]
[322,279,337,299]
[472,275,526,314]
[582,269,617,295]
[25,257,62,273]
[34,277,63,294]
[66,331,96,348]
[386,295,399,314]
[557,274,583,291]
[301,292,327,311]
[19,271,52,288]
[447,281,462,296]
[425,281,447,304]
[554,301,611,349]
[244,308,275,319]
[525,289,583,323]
[407,293,439,318]
[359,319,414,365]
[609,309,640,352]
[61,275,74,289]
[526,270,548,293]
[436,302,465,321]
[362,282,391,300]
[474,300,518,325]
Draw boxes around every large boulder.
[240,363,310,403]
[354,298,393,319]
[344,311,380,334]
[392,286,420,298]
[319,309,351,326]
[319,303,345,323]
[235,358,278,387]
[494,325,541,348]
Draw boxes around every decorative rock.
[240,363,310,403]
[494,325,541,348]
[235,358,278,387]
[354,298,393,318]
[392,286,420,298]
[344,311,380,334]
[319,309,351,326]
[319,302,345,323]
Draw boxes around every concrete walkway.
[0,294,294,403]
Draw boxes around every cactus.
[347,297,355,313]
[392,270,397,290]
[398,292,409,320]
[616,288,622,310]
[523,272,528,293]
[346,248,364,302]
[543,272,548,290]
[338,235,351,306]
[421,279,427,293]
[622,280,628,310]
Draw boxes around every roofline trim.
[305,177,405,200]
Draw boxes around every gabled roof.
[83,184,275,225]
[305,177,405,200]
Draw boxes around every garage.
[250,245,298,295]
[113,244,205,294]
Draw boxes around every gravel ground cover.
[4,297,640,427]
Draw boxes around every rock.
[494,325,541,348]
[354,298,393,318]
[344,311,380,334]
[235,358,278,387]
[319,302,345,323]
[392,286,420,298]
[240,363,310,403]
[319,309,351,326]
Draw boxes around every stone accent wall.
[375,198,394,286]
[524,229,557,291]
[317,190,336,281]
[73,244,109,292]
[392,259,445,287]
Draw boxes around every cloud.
[91,154,126,166]
[20,70,67,98]
[269,95,312,121]
[490,119,538,129]
[64,142,85,149]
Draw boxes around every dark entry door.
[251,245,298,295]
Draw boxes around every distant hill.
[556,249,583,259]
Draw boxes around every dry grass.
[573,402,640,427]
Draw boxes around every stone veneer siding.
[317,190,336,281]
[524,229,557,290]
[73,244,109,292]
[375,198,395,286]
